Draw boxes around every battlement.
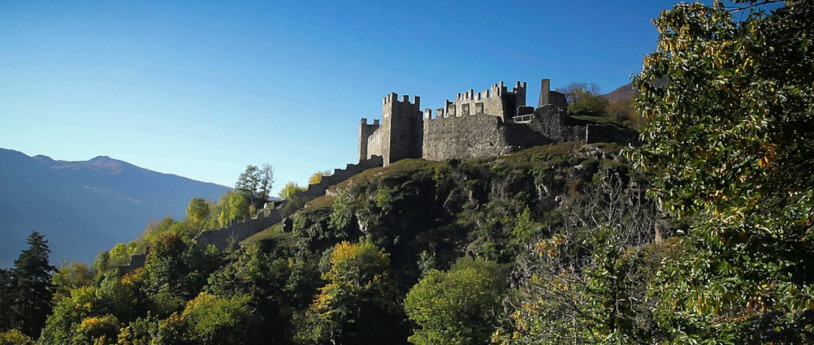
[383,92,420,106]
[450,81,526,103]
[360,117,380,126]
[439,80,527,119]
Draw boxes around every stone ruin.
[358,78,638,166]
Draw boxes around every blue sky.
[1,0,692,196]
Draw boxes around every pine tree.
[12,232,56,337]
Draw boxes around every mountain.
[0,148,230,267]
[602,83,637,103]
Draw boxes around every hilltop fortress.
[118,77,638,273]
[359,78,636,166]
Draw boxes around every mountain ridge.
[0,148,230,267]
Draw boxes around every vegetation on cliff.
[0,1,811,344]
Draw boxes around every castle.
[358,78,637,166]
[118,77,638,273]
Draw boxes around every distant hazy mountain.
[602,83,637,103]
[0,148,229,267]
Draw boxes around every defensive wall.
[422,114,512,161]
[116,156,385,273]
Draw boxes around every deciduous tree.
[633,1,814,342]
[405,257,506,345]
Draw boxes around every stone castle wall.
[358,119,379,161]
[194,208,283,249]
[295,156,383,198]
[438,81,526,122]
[422,114,514,161]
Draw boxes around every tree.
[558,82,609,115]
[51,262,94,301]
[142,233,190,317]
[404,257,506,345]
[185,198,211,232]
[71,314,119,345]
[12,231,56,337]
[297,241,401,344]
[633,1,814,343]
[235,164,274,201]
[216,191,250,227]
[40,286,100,345]
[258,164,274,201]
[497,168,661,344]
[308,170,332,185]
[235,165,260,197]
[116,315,159,345]
[278,181,305,200]
[0,329,35,345]
[178,292,254,345]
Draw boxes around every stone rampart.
[295,156,384,198]
[366,127,385,160]
[195,207,283,249]
[358,118,380,161]
[438,81,526,121]
[422,114,514,161]
[118,250,148,275]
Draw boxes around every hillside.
[0,148,229,266]
[39,142,668,345]
[601,82,637,103]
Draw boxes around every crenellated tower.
[358,93,423,166]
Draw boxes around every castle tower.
[358,118,380,162]
[380,93,423,165]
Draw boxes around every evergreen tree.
[0,269,13,332]
[12,232,56,337]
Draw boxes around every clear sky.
[1,0,693,196]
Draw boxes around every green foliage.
[279,181,305,200]
[7,232,56,337]
[0,329,35,345]
[297,241,401,344]
[216,191,250,227]
[34,142,663,345]
[116,315,159,345]
[607,98,644,129]
[633,1,814,342]
[109,243,130,267]
[52,262,94,302]
[71,314,119,345]
[0,269,13,332]
[179,292,254,345]
[235,164,274,201]
[404,257,506,345]
[497,167,661,345]
[142,233,217,317]
[560,82,609,115]
[185,197,211,232]
[308,170,332,185]
[40,286,101,344]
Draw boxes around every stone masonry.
[358,77,637,165]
